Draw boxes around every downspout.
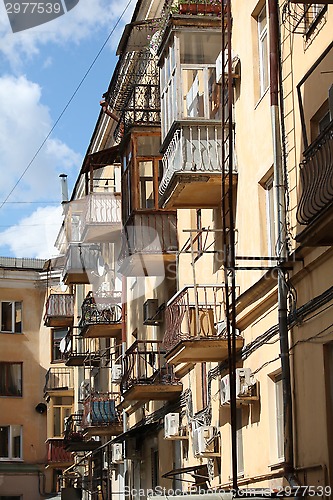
[268,0,298,487]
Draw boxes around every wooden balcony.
[46,438,73,467]
[64,413,101,452]
[297,121,333,246]
[44,294,74,327]
[80,193,121,243]
[119,212,177,276]
[159,122,237,209]
[81,393,123,437]
[163,285,244,365]
[79,291,122,338]
[44,367,74,396]
[121,340,182,407]
[63,243,101,285]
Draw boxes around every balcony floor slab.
[165,337,244,365]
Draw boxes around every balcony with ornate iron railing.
[44,367,74,395]
[79,291,122,338]
[297,121,333,245]
[80,193,122,243]
[44,294,75,328]
[46,438,73,466]
[81,392,123,437]
[64,413,100,451]
[121,340,182,406]
[63,331,100,367]
[163,285,244,365]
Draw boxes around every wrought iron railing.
[44,294,74,324]
[79,291,122,331]
[62,331,93,362]
[297,121,333,225]
[46,439,73,463]
[64,413,84,443]
[121,340,179,393]
[81,393,121,427]
[44,367,74,393]
[81,193,121,226]
[163,285,226,352]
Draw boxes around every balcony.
[119,212,177,276]
[44,367,74,396]
[63,331,100,366]
[81,393,123,437]
[64,413,101,452]
[121,340,182,406]
[80,193,121,243]
[159,122,237,208]
[297,121,333,246]
[79,291,122,338]
[163,285,244,365]
[63,243,101,285]
[46,438,73,466]
[44,294,74,327]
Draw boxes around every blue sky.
[0,0,135,258]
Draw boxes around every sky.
[0,0,136,259]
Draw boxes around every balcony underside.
[44,316,73,328]
[159,173,236,209]
[63,269,90,285]
[296,204,333,246]
[119,253,176,277]
[121,384,182,406]
[165,337,244,365]
[81,223,121,244]
[65,440,100,452]
[80,323,122,338]
[65,355,100,367]
[83,423,123,437]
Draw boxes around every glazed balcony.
[44,367,74,396]
[297,121,333,245]
[44,294,74,328]
[119,212,177,276]
[64,413,100,452]
[159,122,237,209]
[163,285,244,365]
[80,193,121,243]
[121,340,182,406]
[63,331,100,367]
[63,243,101,285]
[46,438,73,466]
[81,393,123,437]
[79,291,122,338]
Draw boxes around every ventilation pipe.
[59,173,69,203]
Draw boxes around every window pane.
[208,67,221,119]
[182,69,205,118]
[275,377,284,460]
[139,161,154,209]
[180,32,221,64]
[53,407,61,437]
[0,426,9,458]
[14,303,22,333]
[1,302,12,332]
[7,364,22,396]
[11,426,21,458]
[52,329,67,362]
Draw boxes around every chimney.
[59,174,68,203]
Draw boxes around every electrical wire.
[0,0,134,212]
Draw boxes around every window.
[275,374,284,461]
[0,425,22,460]
[265,176,276,256]
[53,397,73,437]
[0,363,22,397]
[1,301,22,333]
[51,329,67,362]
[257,5,269,96]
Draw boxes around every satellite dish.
[60,336,70,354]
[97,256,106,277]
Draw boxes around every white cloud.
[0,205,63,258]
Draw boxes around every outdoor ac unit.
[112,443,123,463]
[111,364,122,383]
[193,426,219,457]
[143,299,162,326]
[164,413,179,439]
[221,368,258,405]
[79,379,90,401]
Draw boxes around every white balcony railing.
[81,193,121,226]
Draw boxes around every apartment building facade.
[49,0,333,499]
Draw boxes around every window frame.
[257,4,269,97]
[275,373,284,461]
[264,175,276,257]
[0,362,23,397]
[0,301,22,334]
[51,328,67,363]
[0,425,23,461]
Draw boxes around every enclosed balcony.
[44,367,74,396]
[79,291,122,338]
[63,243,101,285]
[46,438,73,466]
[297,121,333,245]
[81,393,123,437]
[119,212,177,276]
[44,294,74,328]
[80,193,122,243]
[64,413,100,452]
[163,285,244,365]
[121,340,182,406]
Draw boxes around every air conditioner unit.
[193,426,219,457]
[220,368,258,405]
[112,443,123,463]
[79,379,90,401]
[164,413,179,439]
[143,299,162,326]
[111,364,122,383]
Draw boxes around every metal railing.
[163,285,226,352]
[44,294,74,323]
[46,439,73,463]
[81,193,121,226]
[81,392,121,427]
[64,243,101,275]
[297,121,333,225]
[62,330,93,362]
[79,291,122,331]
[64,413,84,443]
[121,340,179,393]
[44,367,74,393]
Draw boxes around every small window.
[0,425,22,460]
[51,329,67,363]
[0,363,22,397]
[1,301,22,334]
[275,374,284,461]
[257,5,269,97]
[265,176,276,256]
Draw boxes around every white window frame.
[275,374,284,461]
[53,404,72,438]
[265,176,276,256]
[0,301,22,334]
[258,4,269,97]
[0,425,23,461]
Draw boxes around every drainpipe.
[268,0,298,487]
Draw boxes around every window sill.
[0,458,23,462]
[269,460,285,471]
[0,331,23,335]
